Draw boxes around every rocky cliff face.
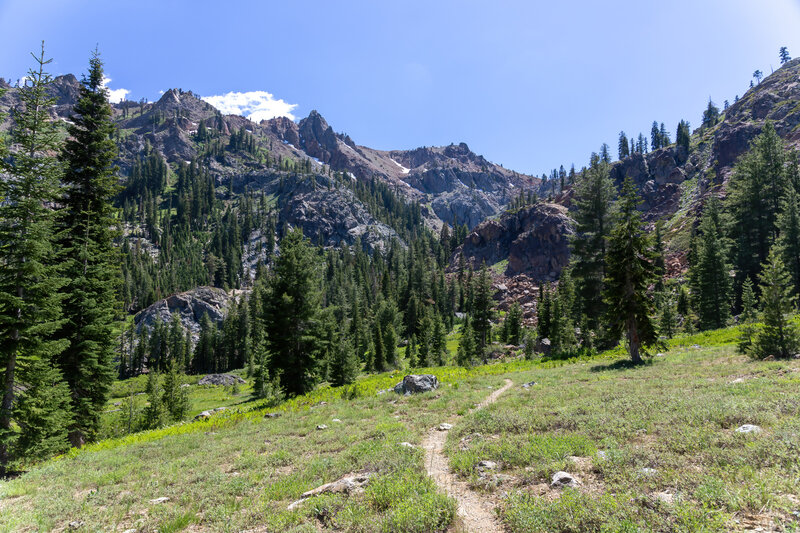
[451,203,573,281]
[133,286,233,342]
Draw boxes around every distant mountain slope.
[454,58,800,292]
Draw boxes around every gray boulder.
[393,374,439,395]
[735,424,762,434]
[198,373,245,386]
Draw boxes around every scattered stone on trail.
[264,412,281,419]
[399,442,416,449]
[459,432,483,450]
[654,491,675,504]
[316,424,328,430]
[287,473,373,510]
[736,424,762,434]
[68,521,84,530]
[522,381,537,388]
[393,374,439,395]
[194,407,226,420]
[550,471,580,488]
[198,373,245,386]
[476,460,499,471]
[149,497,170,504]
[437,423,453,431]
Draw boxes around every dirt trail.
[422,378,513,533]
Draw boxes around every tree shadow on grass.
[590,358,653,372]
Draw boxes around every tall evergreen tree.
[263,229,322,395]
[693,199,732,330]
[571,155,615,333]
[702,100,720,129]
[472,265,494,350]
[56,50,120,444]
[602,177,660,362]
[456,321,477,367]
[777,186,800,294]
[504,302,523,345]
[618,131,629,159]
[676,120,691,156]
[0,44,72,473]
[728,122,790,301]
[329,333,359,387]
[779,46,791,64]
[737,278,758,354]
[748,247,800,359]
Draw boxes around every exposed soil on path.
[422,378,513,533]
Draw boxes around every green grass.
[2,326,799,531]
[446,338,800,532]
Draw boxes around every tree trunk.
[0,350,17,476]
[628,315,642,363]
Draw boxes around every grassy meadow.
[1,326,799,532]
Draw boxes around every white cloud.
[101,76,130,104]
[202,90,297,122]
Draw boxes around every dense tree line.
[0,47,120,471]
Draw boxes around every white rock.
[399,442,416,448]
[735,424,762,434]
[332,418,342,423]
[477,460,498,470]
[551,471,580,488]
[149,497,170,504]
[316,424,328,430]
[639,467,658,477]
[437,423,453,431]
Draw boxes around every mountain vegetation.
[1,43,800,532]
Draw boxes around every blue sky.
[2,1,799,176]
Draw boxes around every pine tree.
[702,100,720,129]
[431,313,448,365]
[472,265,494,349]
[56,50,120,444]
[0,44,72,474]
[383,324,398,368]
[504,302,523,345]
[329,334,359,387]
[618,131,629,159]
[748,247,800,359]
[602,177,660,362]
[651,121,661,150]
[780,46,791,64]
[737,278,758,354]
[777,186,800,293]
[372,321,385,371]
[693,199,732,330]
[728,122,790,301]
[571,155,615,333]
[142,371,167,430]
[161,362,189,422]
[12,358,73,465]
[457,321,477,367]
[263,229,322,395]
[676,120,691,156]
